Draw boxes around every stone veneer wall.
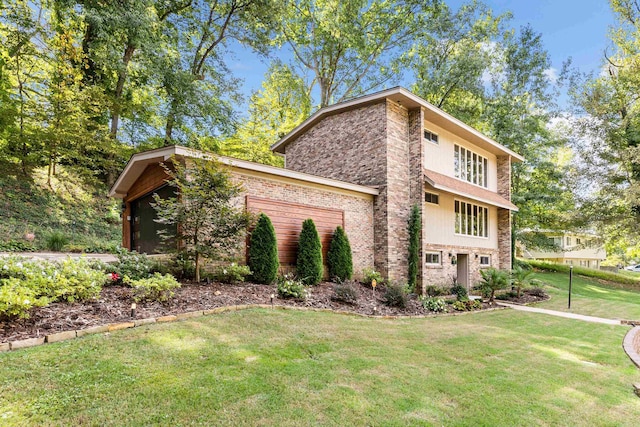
[423,244,501,289]
[408,107,425,292]
[230,172,375,278]
[496,156,513,270]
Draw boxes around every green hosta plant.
[420,296,447,313]
[276,275,309,299]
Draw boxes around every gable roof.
[424,170,518,211]
[108,145,379,199]
[271,86,524,162]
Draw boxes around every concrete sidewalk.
[496,302,622,325]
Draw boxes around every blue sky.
[229,0,617,106]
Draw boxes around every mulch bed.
[0,281,546,343]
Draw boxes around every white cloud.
[543,67,558,83]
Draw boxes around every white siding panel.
[423,120,498,192]
[424,192,498,249]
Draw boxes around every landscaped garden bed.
[0,279,502,344]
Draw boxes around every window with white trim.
[566,236,572,246]
[479,255,490,266]
[425,192,439,204]
[425,252,441,265]
[454,144,488,187]
[424,129,439,144]
[455,200,488,237]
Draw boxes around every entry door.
[130,185,176,254]
[457,254,469,289]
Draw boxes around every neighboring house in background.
[519,231,606,269]
[110,87,522,292]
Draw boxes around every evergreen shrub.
[327,226,353,281]
[297,219,323,285]
[248,213,279,284]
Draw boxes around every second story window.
[424,130,439,144]
[455,200,488,238]
[454,145,488,188]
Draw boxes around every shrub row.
[524,259,640,287]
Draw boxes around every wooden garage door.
[246,196,344,266]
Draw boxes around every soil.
[0,281,546,344]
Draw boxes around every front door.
[456,253,469,289]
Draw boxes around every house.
[109,87,522,292]
[519,231,606,269]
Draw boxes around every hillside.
[0,162,121,252]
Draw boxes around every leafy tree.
[409,0,509,128]
[327,226,353,281]
[297,218,323,285]
[221,62,311,165]
[407,204,421,292]
[478,268,509,303]
[159,0,275,145]
[569,0,640,250]
[248,213,279,284]
[152,157,251,282]
[276,0,428,107]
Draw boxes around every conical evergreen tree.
[297,218,323,285]
[327,226,353,281]
[248,213,280,284]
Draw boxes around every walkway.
[496,302,622,325]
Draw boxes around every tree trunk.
[195,251,201,283]
[110,44,136,138]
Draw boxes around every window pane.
[483,158,488,187]
[454,145,459,177]
[484,208,488,237]
[473,205,478,236]
[472,153,477,184]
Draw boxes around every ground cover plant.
[533,270,640,320]
[0,309,639,426]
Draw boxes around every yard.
[1,308,639,426]
[532,271,640,320]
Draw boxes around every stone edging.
[0,304,507,353]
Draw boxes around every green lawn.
[1,309,639,426]
[533,271,640,320]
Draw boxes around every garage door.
[246,196,344,266]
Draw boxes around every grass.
[1,309,639,426]
[525,259,640,287]
[532,271,640,320]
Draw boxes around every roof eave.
[271,86,524,162]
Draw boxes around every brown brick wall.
[423,244,501,290]
[408,107,425,292]
[384,100,411,282]
[284,102,388,187]
[232,172,375,278]
[496,156,513,270]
